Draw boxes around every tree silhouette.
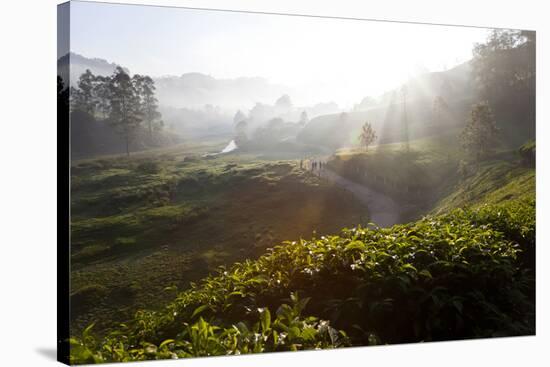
[233,110,246,125]
[432,95,449,124]
[359,121,377,151]
[473,30,533,99]
[235,120,248,145]
[299,110,309,125]
[71,69,96,115]
[461,102,499,160]
[108,67,143,156]
[135,75,162,142]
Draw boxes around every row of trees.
[231,107,310,148]
[357,102,501,163]
[473,29,535,105]
[71,67,163,156]
[461,29,535,161]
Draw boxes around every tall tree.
[134,75,162,142]
[71,69,96,115]
[235,120,248,145]
[461,102,499,160]
[108,67,143,156]
[92,75,112,119]
[359,121,377,151]
[299,110,309,125]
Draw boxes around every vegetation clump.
[70,196,534,364]
[460,101,500,160]
[519,140,535,167]
[136,160,161,174]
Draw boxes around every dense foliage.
[472,29,535,146]
[67,67,174,158]
[70,195,535,364]
[461,102,499,160]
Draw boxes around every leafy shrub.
[466,197,535,269]
[69,199,535,363]
[70,293,347,364]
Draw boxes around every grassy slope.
[69,144,535,363]
[329,134,534,220]
[329,133,463,221]
[433,159,535,213]
[70,151,369,335]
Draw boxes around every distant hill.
[155,73,291,110]
[58,52,292,110]
[57,52,128,87]
[378,61,473,106]
[298,62,476,149]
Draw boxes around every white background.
[0,0,547,366]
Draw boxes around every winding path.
[322,168,401,228]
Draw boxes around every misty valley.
[60,25,535,364]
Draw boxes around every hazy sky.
[69,1,490,107]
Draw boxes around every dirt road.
[322,168,401,227]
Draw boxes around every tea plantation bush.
[70,198,535,364]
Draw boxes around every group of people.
[299,158,326,174]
